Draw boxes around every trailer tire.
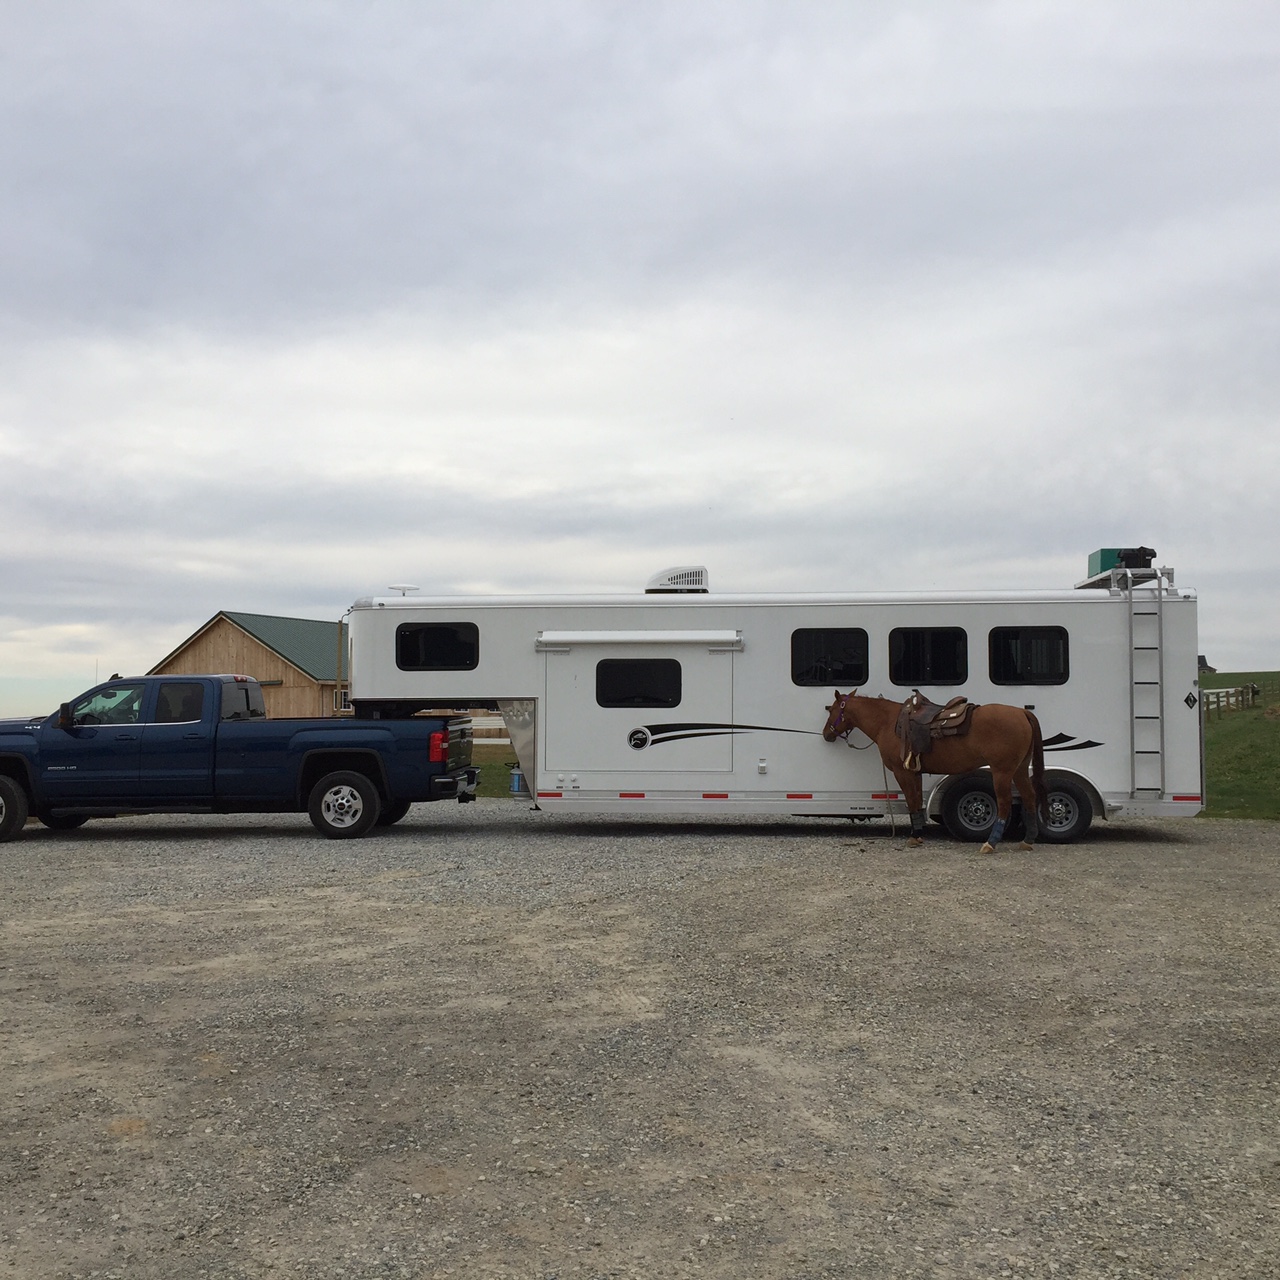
[308,771,381,839]
[38,812,90,831]
[375,799,413,827]
[1041,779,1093,843]
[940,776,997,842]
[0,775,30,842]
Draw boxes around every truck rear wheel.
[308,771,381,839]
[375,799,413,827]
[0,775,30,842]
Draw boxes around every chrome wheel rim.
[321,784,364,829]
[956,791,996,834]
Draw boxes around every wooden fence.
[1202,678,1280,717]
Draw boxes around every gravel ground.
[2,802,1278,1280]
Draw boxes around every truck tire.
[308,771,381,839]
[1041,778,1093,843]
[38,812,90,831]
[0,775,30,842]
[375,799,413,827]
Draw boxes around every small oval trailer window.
[396,622,480,671]
[596,658,682,708]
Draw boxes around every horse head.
[822,689,860,741]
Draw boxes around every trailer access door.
[539,630,740,775]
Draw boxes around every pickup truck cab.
[0,674,477,841]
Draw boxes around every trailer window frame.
[988,626,1070,685]
[395,622,481,672]
[888,627,968,686]
[595,658,682,709]
[790,628,869,687]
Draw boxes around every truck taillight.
[429,731,448,763]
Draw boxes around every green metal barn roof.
[220,612,348,681]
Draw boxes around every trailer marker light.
[786,793,813,800]
[1172,794,1201,803]
[872,792,901,801]
[537,791,563,799]
[702,792,729,800]
[619,792,645,798]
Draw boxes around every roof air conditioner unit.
[645,566,710,594]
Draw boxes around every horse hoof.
[979,842,996,855]
[1020,841,1035,851]
[907,836,924,847]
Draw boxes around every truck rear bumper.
[430,767,480,802]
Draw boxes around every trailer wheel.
[375,799,413,827]
[0,776,30,842]
[1041,779,1093,843]
[38,812,90,831]
[940,777,997,842]
[308,771,381,838]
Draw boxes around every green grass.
[470,741,523,799]
[1200,671,1280,819]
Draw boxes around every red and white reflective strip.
[787,793,813,800]
[1172,794,1202,803]
[872,792,901,801]
[537,791,563,799]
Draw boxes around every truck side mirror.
[58,703,74,731]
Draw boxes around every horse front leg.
[980,771,1016,855]
[894,769,927,847]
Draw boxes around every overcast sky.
[2,1,1278,713]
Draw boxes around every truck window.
[221,682,266,720]
[791,628,868,686]
[71,683,146,726]
[989,627,1069,684]
[889,628,967,685]
[396,623,480,671]
[155,682,207,724]
[596,659,682,708]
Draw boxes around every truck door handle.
[183,733,203,740]
[115,733,139,741]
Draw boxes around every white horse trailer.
[346,559,1204,842]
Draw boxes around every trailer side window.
[889,627,967,685]
[395,622,480,671]
[596,659,681,708]
[989,626,1069,684]
[791,628,869,686]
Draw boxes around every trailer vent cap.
[645,565,710,594]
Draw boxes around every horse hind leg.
[1013,760,1038,850]
[979,771,1016,855]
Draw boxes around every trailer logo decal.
[629,721,822,749]
[1042,732,1104,752]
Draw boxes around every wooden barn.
[149,612,348,719]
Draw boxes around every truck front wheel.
[308,771,381,839]
[0,775,30,842]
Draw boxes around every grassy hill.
[1199,671,1280,819]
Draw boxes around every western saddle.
[895,690,977,771]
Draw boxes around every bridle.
[827,692,874,749]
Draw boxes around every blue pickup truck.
[0,674,478,842]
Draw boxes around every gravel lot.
[2,802,1278,1279]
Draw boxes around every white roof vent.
[645,565,710,594]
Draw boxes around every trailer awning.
[535,629,743,652]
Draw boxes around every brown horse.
[823,690,1048,852]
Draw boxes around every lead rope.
[839,704,898,837]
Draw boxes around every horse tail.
[1026,710,1048,821]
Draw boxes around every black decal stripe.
[1042,732,1075,747]
[1044,740,1104,751]
[644,721,822,738]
